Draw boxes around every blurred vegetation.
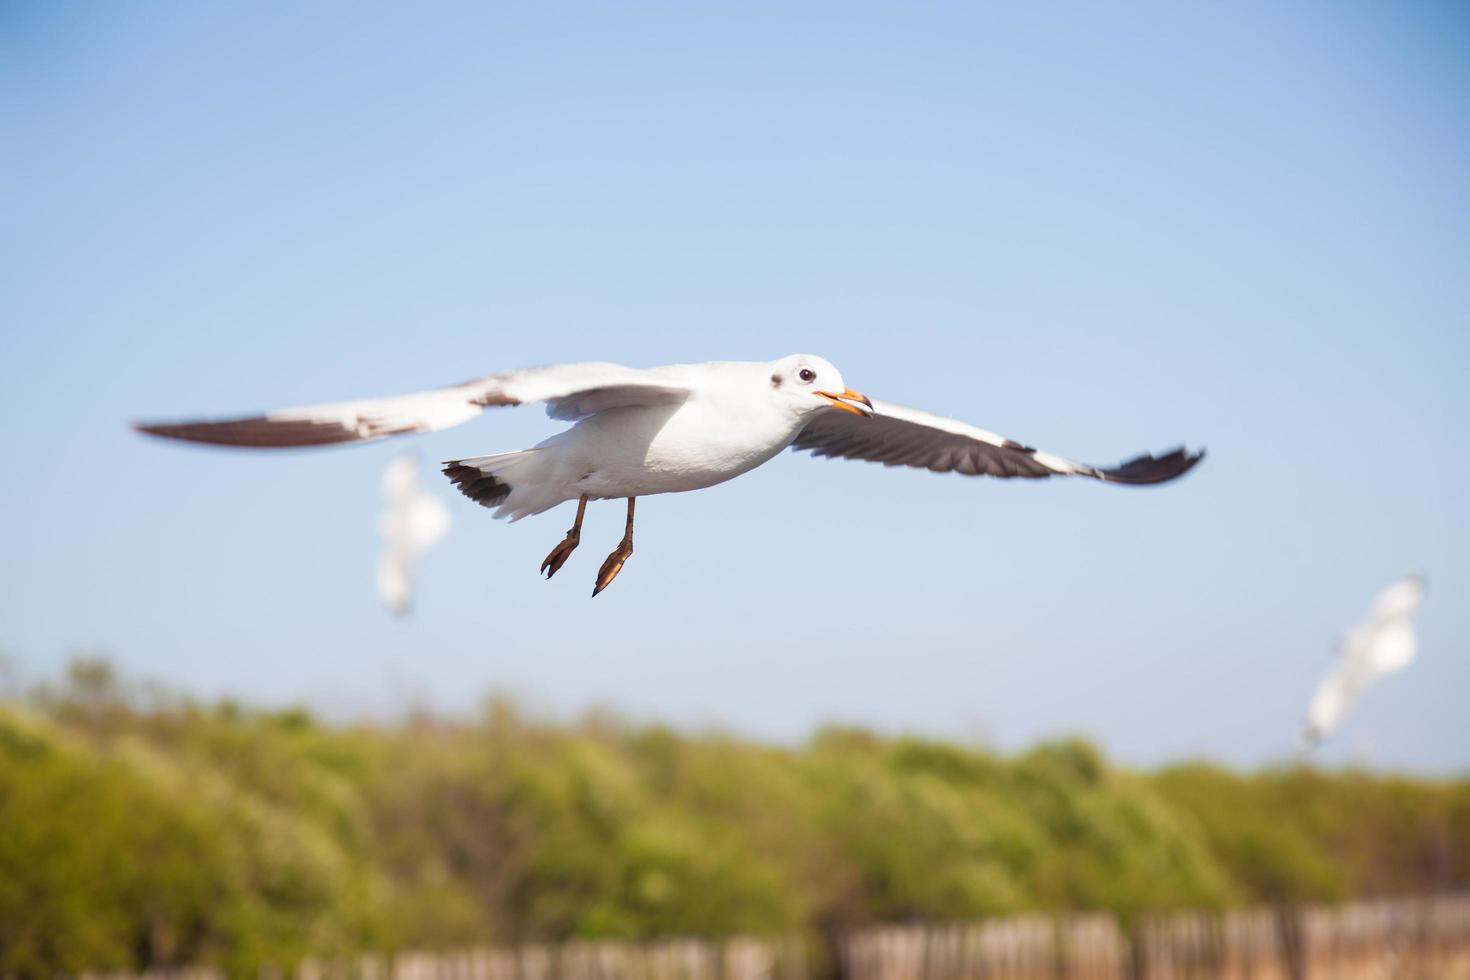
[1,659,1466,977]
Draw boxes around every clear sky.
[2,2,1467,771]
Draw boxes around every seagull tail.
[442,449,549,521]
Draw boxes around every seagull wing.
[792,398,1203,484]
[1302,575,1425,746]
[132,362,691,448]
[405,494,452,554]
[1304,650,1364,745]
[1359,575,1425,679]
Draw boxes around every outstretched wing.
[792,398,1203,484]
[132,362,691,448]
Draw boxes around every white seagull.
[377,454,452,616]
[1303,575,1426,746]
[134,355,1204,595]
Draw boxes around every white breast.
[561,384,801,498]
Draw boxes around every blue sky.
[2,2,1467,771]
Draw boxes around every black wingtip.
[1098,446,1205,486]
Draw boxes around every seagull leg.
[540,494,588,579]
[592,497,636,597]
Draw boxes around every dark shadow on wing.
[131,417,361,448]
[791,412,1057,477]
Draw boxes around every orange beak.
[816,388,874,417]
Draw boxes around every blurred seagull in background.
[376,454,452,616]
[1303,575,1426,746]
[134,355,1204,595]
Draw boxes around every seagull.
[377,454,452,616]
[1302,575,1426,746]
[133,355,1204,595]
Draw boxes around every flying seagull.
[377,454,452,616]
[133,355,1204,595]
[1302,575,1426,746]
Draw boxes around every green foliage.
[1151,761,1470,903]
[1,661,1466,978]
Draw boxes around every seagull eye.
[798,368,817,383]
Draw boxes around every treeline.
[0,660,1466,978]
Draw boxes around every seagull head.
[383,454,421,498]
[770,354,873,419]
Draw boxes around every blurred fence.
[72,938,808,980]
[840,893,1470,980]
[70,894,1470,980]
